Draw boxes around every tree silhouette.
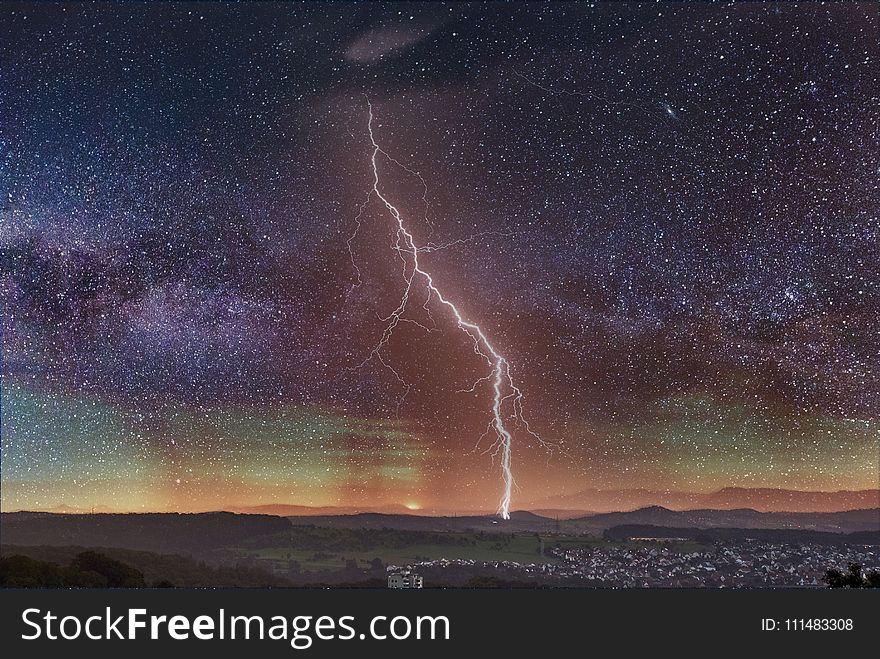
[824,563,879,588]
[844,563,864,588]
[823,568,845,588]
[71,551,146,587]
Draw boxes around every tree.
[824,563,880,588]
[0,555,64,587]
[823,568,845,588]
[70,551,146,587]
[0,555,114,587]
[844,563,864,588]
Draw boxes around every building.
[387,570,423,589]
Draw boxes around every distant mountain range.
[529,487,880,513]
[8,488,878,519]
[210,488,880,518]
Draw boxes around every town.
[391,540,880,588]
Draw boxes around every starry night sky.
[1,2,878,513]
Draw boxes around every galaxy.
[1,2,878,514]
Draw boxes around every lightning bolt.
[349,99,546,519]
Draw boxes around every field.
[226,528,711,572]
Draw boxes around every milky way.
[1,2,877,513]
